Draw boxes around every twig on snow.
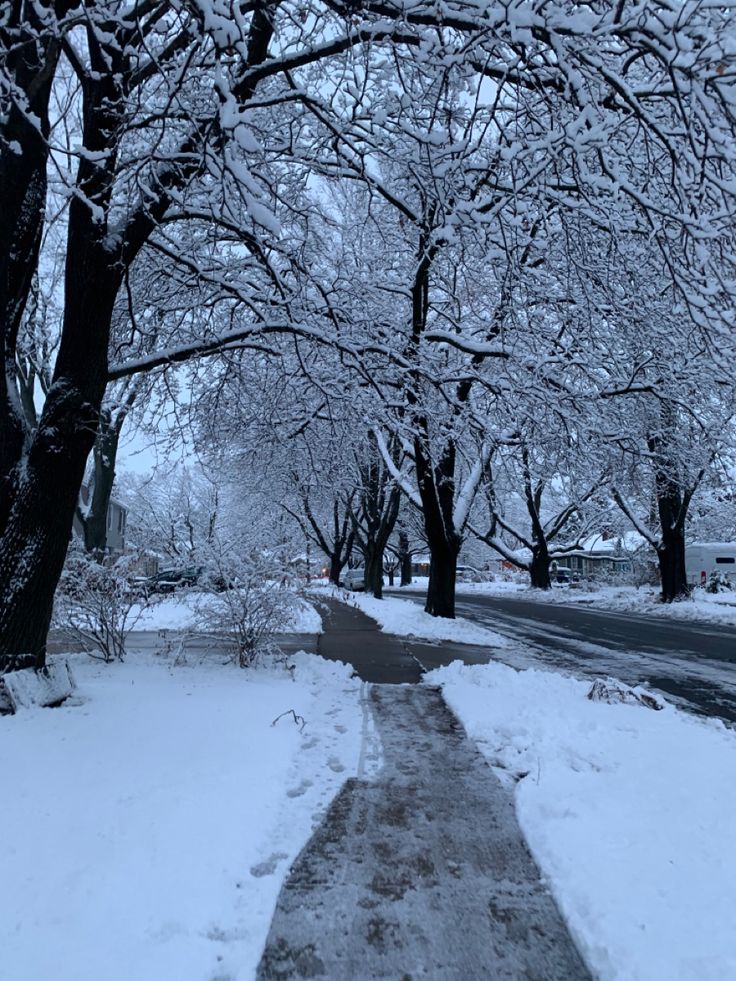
[271,708,307,732]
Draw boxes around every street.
[390,589,736,724]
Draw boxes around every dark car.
[145,564,235,594]
[146,565,202,594]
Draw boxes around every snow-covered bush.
[705,570,733,594]
[195,546,299,667]
[53,552,145,661]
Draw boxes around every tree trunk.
[529,546,552,590]
[0,21,58,530]
[81,421,120,556]
[398,531,412,585]
[649,440,700,603]
[425,542,459,618]
[0,46,132,669]
[365,548,384,598]
[0,197,120,668]
[329,554,345,585]
[0,384,100,669]
[657,526,688,602]
[413,428,461,618]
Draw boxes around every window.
[107,508,113,531]
[715,557,735,565]
[118,509,126,535]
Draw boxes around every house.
[553,532,645,579]
[72,484,128,556]
[104,496,127,554]
[411,555,431,576]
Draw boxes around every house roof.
[565,531,647,556]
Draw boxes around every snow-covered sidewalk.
[428,660,736,981]
[317,585,508,647]
[0,650,362,981]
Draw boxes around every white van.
[686,543,736,587]
[341,567,366,591]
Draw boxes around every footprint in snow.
[250,852,289,877]
[286,778,313,798]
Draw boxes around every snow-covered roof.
[688,541,736,549]
[568,532,647,555]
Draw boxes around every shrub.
[53,552,145,661]
[195,548,299,667]
[705,570,733,594]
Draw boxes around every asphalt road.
[390,589,736,724]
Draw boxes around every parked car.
[341,567,366,591]
[456,565,488,583]
[145,565,202,594]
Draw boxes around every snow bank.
[555,584,736,627]
[453,581,736,627]
[324,587,508,647]
[0,650,362,981]
[428,660,736,981]
[130,595,200,630]
[283,596,323,633]
[130,591,323,633]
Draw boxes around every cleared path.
[314,598,496,683]
[258,684,589,980]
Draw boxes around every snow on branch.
[373,430,422,509]
[424,331,508,358]
[611,487,660,549]
[454,444,491,531]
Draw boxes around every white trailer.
[686,542,736,587]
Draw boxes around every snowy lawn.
[320,586,508,647]
[129,591,323,633]
[0,650,363,981]
[428,660,736,981]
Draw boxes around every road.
[390,589,736,724]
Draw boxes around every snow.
[0,649,363,981]
[0,657,76,712]
[428,660,736,981]
[451,580,736,627]
[573,531,647,554]
[130,592,323,633]
[321,586,509,647]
